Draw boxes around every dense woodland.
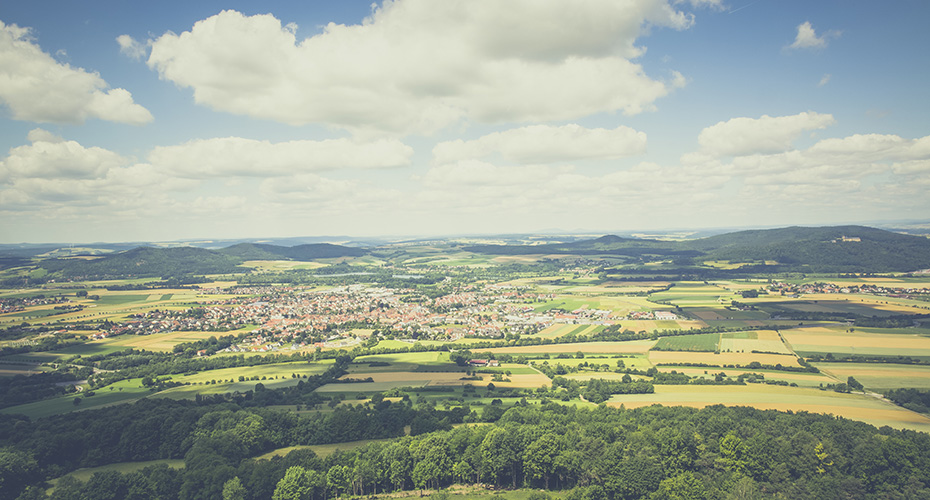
[3,392,930,500]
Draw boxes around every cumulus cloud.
[432,124,647,165]
[148,137,413,178]
[116,34,147,61]
[692,111,835,158]
[0,21,153,125]
[788,21,838,50]
[0,129,128,180]
[146,1,695,135]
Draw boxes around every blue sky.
[1,0,928,243]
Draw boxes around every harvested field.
[812,363,930,390]
[647,350,802,368]
[606,384,930,432]
[782,328,930,357]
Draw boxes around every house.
[196,349,207,357]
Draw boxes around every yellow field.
[782,328,930,357]
[92,327,256,352]
[813,363,930,390]
[332,370,551,390]
[647,350,802,367]
[485,340,656,355]
[607,384,930,432]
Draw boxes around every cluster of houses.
[0,295,70,315]
[627,310,679,320]
[767,281,930,299]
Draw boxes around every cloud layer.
[145,2,694,135]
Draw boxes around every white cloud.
[432,124,647,165]
[146,2,695,135]
[818,74,831,87]
[116,34,147,61]
[694,111,835,158]
[148,137,413,178]
[788,21,838,50]
[0,21,153,125]
[0,129,128,180]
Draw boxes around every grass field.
[653,333,719,352]
[606,384,930,432]
[47,459,185,492]
[719,330,792,354]
[812,363,930,390]
[1,378,152,419]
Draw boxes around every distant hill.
[463,235,700,257]
[218,243,367,261]
[467,225,930,272]
[39,246,245,278]
[687,225,930,272]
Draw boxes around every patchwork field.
[719,330,792,354]
[606,384,930,432]
[812,363,930,390]
[484,340,656,355]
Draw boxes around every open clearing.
[813,363,930,390]
[606,384,930,432]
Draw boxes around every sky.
[1,0,929,244]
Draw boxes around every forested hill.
[29,242,368,280]
[217,242,367,261]
[466,225,930,272]
[689,225,930,272]
[38,247,245,279]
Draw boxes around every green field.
[653,333,719,352]
[1,378,152,419]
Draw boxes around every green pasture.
[49,458,185,488]
[1,378,151,419]
[153,361,334,399]
[653,333,719,352]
